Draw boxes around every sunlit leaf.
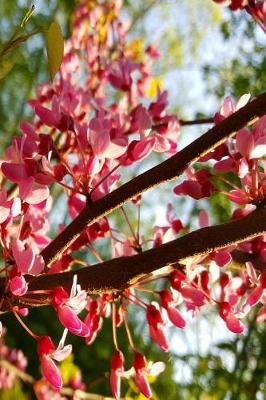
[60,355,79,384]
[46,20,64,81]
[0,60,13,80]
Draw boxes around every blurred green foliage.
[0,0,75,148]
[203,15,266,99]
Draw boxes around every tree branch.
[179,117,213,126]
[231,250,266,270]
[0,204,263,313]
[41,92,266,268]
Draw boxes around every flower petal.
[41,356,63,390]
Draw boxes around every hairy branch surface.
[0,205,265,312]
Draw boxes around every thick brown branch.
[231,250,266,270]
[41,92,266,268]
[0,204,259,313]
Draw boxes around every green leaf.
[46,20,64,81]
[0,60,13,80]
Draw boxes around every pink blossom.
[10,275,28,296]
[236,123,266,160]
[88,111,127,159]
[246,286,264,307]
[35,96,61,127]
[146,304,169,352]
[110,350,124,399]
[52,275,88,337]
[12,240,45,275]
[224,313,245,334]
[37,333,72,390]
[131,104,152,133]
[160,289,186,329]
[0,191,21,224]
[84,299,103,345]
[108,60,139,91]
[152,205,183,248]
[122,352,165,399]
[149,90,168,119]
[127,138,155,162]
[214,94,250,123]
[219,302,245,334]
[1,133,50,205]
[174,169,215,199]
[178,285,206,308]
[211,251,232,267]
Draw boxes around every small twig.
[60,387,117,400]
[179,117,213,126]
[0,360,34,384]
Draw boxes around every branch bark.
[41,93,266,268]
[0,204,263,313]
[231,250,266,270]
[179,117,213,126]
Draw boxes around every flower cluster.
[0,0,265,399]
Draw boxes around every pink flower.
[131,104,152,134]
[199,209,209,228]
[174,169,215,200]
[12,239,45,275]
[146,304,169,352]
[127,138,155,162]
[1,133,50,205]
[88,110,127,159]
[227,189,251,205]
[10,275,28,296]
[52,275,89,337]
[210,251,232,267]
[149,90,168,119]
[0,191,21,224]
[214,1,249,11]
[152,203,183,247]
[84,299,103,345]
[110,350,124,399]
[236,121,266,160]
[160,289,186,329]
[37,333,72,390]
[214,94,250,123]
[122,352,165,399]
[219,302,245,334]
[0,164,49,204]
[179,285,206,308]
[108,60,139,91]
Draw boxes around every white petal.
[52,344,72,362]
[147,361,165,376]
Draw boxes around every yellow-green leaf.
[0,60,13,80]
[46,20,64,81]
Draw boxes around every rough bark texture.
[1,205,265,312]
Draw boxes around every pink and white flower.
[52,275,89,337]
[37,331,72,390]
